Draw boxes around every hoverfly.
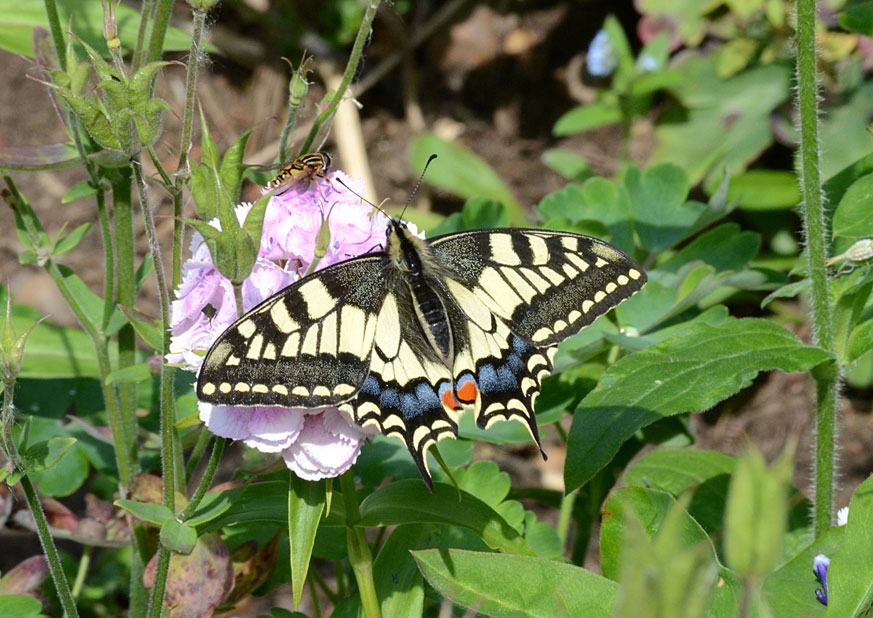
[264,151,333,196]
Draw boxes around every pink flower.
[282,409,376,480]
[173,168,395,480]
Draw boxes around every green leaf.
[537,179,634,253]
[541,149,591,182]
[413,548,618,617]
[840,2,873,35]
[22,437,76,473]
[374,525,433,617]
[0,0,204,57]
[564,318,833,492]
[652,57,790,185]
[657,223,760,275]
[52,222,93,256]
[0,595,46,617]
[24,420,88,497]
[833,172,873,240]
[408,134,525,225]
[221,129,252,203]
[358,480,534,555]
[826,474,873,616]
[847,318,873,363]
[603,487,740,618]
[104,362,152,384]
[288,475,324,610]
[625,164,698,253]
[600,487,710,580]
[715,38,757,79]
[553,102,623,136]
[115,499,174,525]
[117,305,163,351]
[160,518,197,554]
[61,181,99,204]
[718,169,801,210]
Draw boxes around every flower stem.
[71,545,92,600]
[795,0,838,535]
[20,475,80,617]
[111,170,141,478]
[180,437,226,519]
[297,0,382,155]
[10,373,78,615]
[339,471,381,618]
[42,0,66,70]
[145,0,174,64]
[132,0,156,72]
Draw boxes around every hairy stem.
[795,0,838,535]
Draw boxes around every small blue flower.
[813,554,830,606]
[587,30,617,77]
[636,53,658,73]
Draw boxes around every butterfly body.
[197,220,646,487]
[266,151,333,195]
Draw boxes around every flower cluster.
[169,170,389,480]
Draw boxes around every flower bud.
[288,54,313,107]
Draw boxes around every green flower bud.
[724,445,793,576]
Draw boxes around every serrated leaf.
[414,548,618,617]
[161,518,197,554]
[565,318,832,492]
[288,475,324,609]
[115,498,174,525]
[625,163,698,253]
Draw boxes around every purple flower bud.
[813,554,830,606]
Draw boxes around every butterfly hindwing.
[429,229,645,345]
[196,255,386,408]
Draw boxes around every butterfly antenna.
[400,154,437,220]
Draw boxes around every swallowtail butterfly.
[196,219,646,487]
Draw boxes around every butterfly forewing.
[196,255,386,408]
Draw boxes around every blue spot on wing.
[478,364,499,393]
[415,382,441,411]
[400,392,419,419]
[496,364,517,389]
[380,388,399,410]
[362,375,381,396]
